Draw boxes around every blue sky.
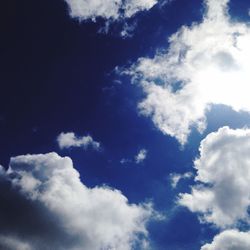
[1,0,250,249]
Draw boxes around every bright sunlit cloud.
[64,0,157,21]
[127,0,250,144]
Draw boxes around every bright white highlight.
[127,0,250,144]
[64,0,157,21]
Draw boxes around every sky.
[1,0,250,249]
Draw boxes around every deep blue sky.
[1,0,250,249]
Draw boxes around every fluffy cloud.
[64,0,157,21]
[201,230,250,250]
[179,127,250,228]
[127,0,250,144]
[57,132,100,150]
[0,152,153,250]
[135,149,147,164]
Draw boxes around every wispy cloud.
[169,172,192,188]
[120,148,148,165]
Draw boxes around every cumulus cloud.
[57,132,100,150]
[170,172,192,188]
[0,152,153,250]
[201,230,250,250]
[135,149,148,164]
[179,127,250,228]
[126,0,250,144]
[64,0,157,21]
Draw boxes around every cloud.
[120,148,148,165]
[64,0,157,21]
[57,132,100,150]
[201,230,250,250]
[0,235,32,250]
[178,127,250,228]
[135,149,148,164]
[120,158,132,164]
[169,172,192,188]
[119,21,138,38]
[0,152,153,250]
[126,0,250,144]
[123,0,158,18]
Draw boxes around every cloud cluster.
[64,0,157,21]
[201,230,250,250]
[0,153,153,250]
[127,0,250,144]
[179,127,250,228]
[57,132,100,150]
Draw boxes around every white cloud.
[170,172,192,188]
[64,0,157,21]
[179,127,250,228]
[0,152,153,250]
[57,132,100,150]
[64,0,121,21]
[201,230,250,250]
[120,148,148,165]
[135,149,147,164]
[123,0,157,18]
[127,0,250,144]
